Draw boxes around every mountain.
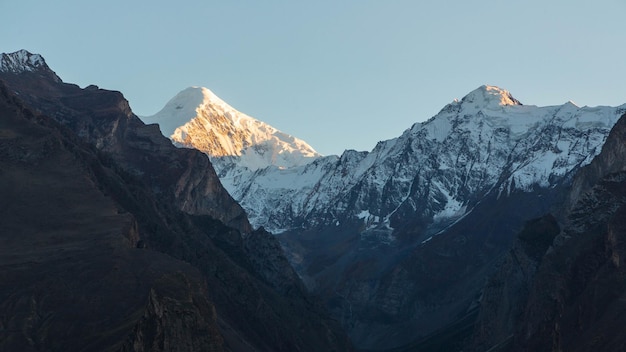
[0,50,350,352]
[0,50,251,233]
[1,49,55,76]
[141,86,321,170]
[468,111,626,352]
[150,85,624,236]
[151,83,626,349]
[140,87,327,233]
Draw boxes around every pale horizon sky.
[2,1,625,155]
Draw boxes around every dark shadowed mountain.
[466,111,626,352]
[0,50,350,352]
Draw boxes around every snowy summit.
[458,85,522,108]
[141,87,321,171]
[146,84,626,234]
[0,49,47,73]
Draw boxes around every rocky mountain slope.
[468,111,626,352]
[0,80,224,352]
[0,50,350,352]
[151,82,626,350]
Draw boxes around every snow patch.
[432,182,466,222]
[357,210,370,220]
[0,49,47,73]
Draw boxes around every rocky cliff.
[0,50,350,352]
[0,81,224,351]
[514,112,626,352]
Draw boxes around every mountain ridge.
[1,49,61,81]
[10,46,625,351]
[155,84,625,235]
[149,81,626,349]
[0,49,351,352]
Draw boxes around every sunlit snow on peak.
[459,85,522,108]
[140,86,321,171]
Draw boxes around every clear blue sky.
[2,1,625,155]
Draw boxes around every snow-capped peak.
[142,87,207,139]
[210,84,625,234]
[141,86,321,171]
[1,50,48,73]
[458,85,522,108]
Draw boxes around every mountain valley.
[3,49,626,352]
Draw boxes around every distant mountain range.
[146,81,626,350]
[146,84,624,235]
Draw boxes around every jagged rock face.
[565,114,626,212]
[466,112,626,352]
[513,114,626,352]
[468,215,560,352]
[121,275,225,352]
[0,49,61,81]
[242,228,306,296]
[0,51,351,352]
[512,175,626,352]
[0,84,224,351]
